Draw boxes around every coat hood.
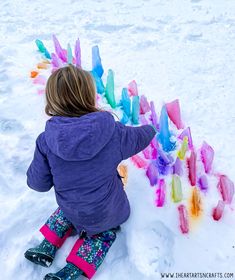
[44,111,116,161]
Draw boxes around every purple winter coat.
[27,111,156,236]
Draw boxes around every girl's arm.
[116,122,156,160]
[26,133,53,192]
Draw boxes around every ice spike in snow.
[172,175,183,203]
[92,45,104,78]
[105,69,116,108]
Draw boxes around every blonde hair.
[45,65,100,117]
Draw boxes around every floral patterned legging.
[39,208,118,279]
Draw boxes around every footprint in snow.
[128,221,174,277]
[0,118,23,134]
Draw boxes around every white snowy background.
[0,0,235,279]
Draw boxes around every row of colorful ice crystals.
[31,36,234,234]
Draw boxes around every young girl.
[25,65,156,280]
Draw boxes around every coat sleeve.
[116,122,157,160]
[26,133,53,192]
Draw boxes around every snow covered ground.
[0,0,235,279]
